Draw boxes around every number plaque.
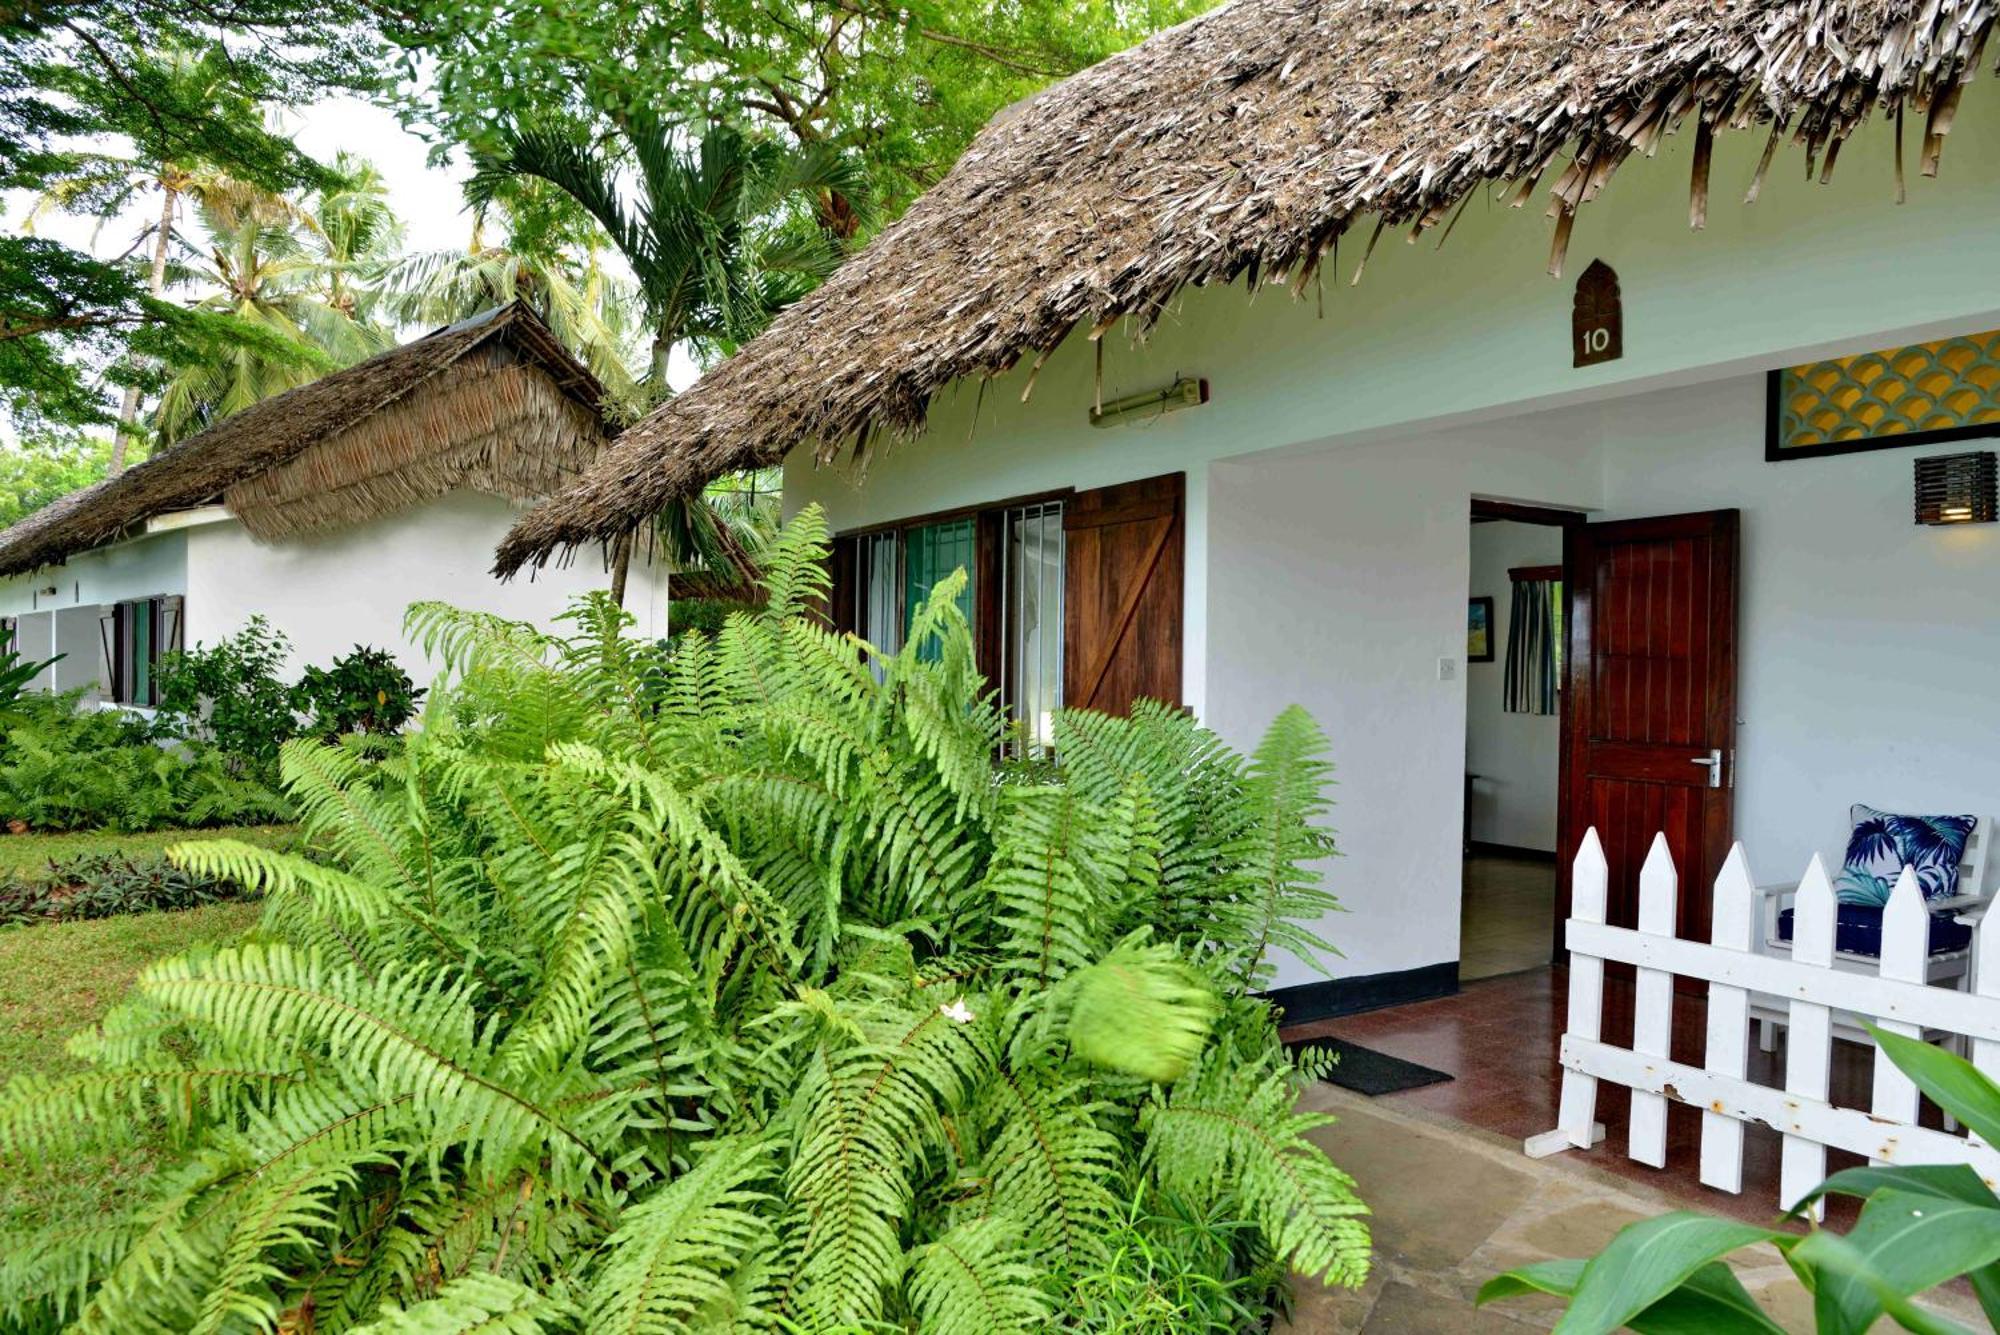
[1573,259,1622,368]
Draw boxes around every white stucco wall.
[780,84,2000,990]
[181,490,668,686]
[0,530,189,695]
[1466,520,1565,853]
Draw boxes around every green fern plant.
[0,505,1367,1332]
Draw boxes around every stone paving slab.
[1278,1082,1981,1333]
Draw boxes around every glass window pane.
[856,531,903,662]
[1003,502,1063,753]
[132,602,152,705]
[904,518,976,659]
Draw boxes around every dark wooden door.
[1063,473,1183,714]
[1559,509,1739,948]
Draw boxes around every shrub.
[0,852,255,927]
[0,646,59,726]
[0,509,1368,1330]
[1482,1025,2000,1332]
[154,614,297,779]
[0,692,290,833]
[290,645,425,739]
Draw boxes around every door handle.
[1690,748,1723,789]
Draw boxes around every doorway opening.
[1462,500,1582,981]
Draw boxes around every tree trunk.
[609,529,634,608]
[110,178,179,476]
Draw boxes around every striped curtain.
[1503,579,1559,715]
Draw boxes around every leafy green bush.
[0,692,291,833]
[0,852,256,927]
[1482,1024,2000,1332]
[290,644,425,739]
[155,614,298,779]
[0,646,60,726]
[0,509,1369,1330]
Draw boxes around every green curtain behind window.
[904,518,976,658]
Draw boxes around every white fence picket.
[1629,835,1677,1169]
[1781,854,1837,1218]
[1699,844,1754,1193]
[1536,829,2000,1219]
[1554,829,1608,1152]
[1869,867,1927,1157]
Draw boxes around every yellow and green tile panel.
[1774,329,2000,453]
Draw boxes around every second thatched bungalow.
[0,302,664,703]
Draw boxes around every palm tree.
[376,195,646,414]
[26,155,252,469]
[467,111,867,599]
[150,168,398,443]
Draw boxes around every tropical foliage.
[0,693,290,833]
[1,0,386,434]
[0,508,1367,1330]
[1483,1024,2000,1334]
[155,615,300,782]
[290,645,425,740]
[0,851,258,928]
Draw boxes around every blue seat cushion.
[1778,902,1973,958]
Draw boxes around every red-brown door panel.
[1560,509,1738,948]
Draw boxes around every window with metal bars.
[999,501,1063,754]
[836,495,1067,752]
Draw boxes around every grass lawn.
[0,889,268,1249]
[0,822,296,878]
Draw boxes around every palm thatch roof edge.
[493,0,1999,575]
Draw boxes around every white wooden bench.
[1751,814,1990,1053]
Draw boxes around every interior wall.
[183,491,670,688]
[1465,520,1565,853]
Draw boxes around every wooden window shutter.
[1063,472,1184,715]
[825,533,859,635]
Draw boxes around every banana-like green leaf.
[1477,1258,1585,1303]
[1791,1162,2000,1215]
[1865,1024,2000,1145]
[1483,1258,1786,1334]
[1548,1212,1783,1335]
[1798,1189,2000,1335]
[1623,1262,1789,1334]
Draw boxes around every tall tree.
[406,0,1215,227]
[0,1,390,433]
[468,115,864,602]
[377,183,647,413]
[150,168,399,443]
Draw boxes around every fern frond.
[350,1272,575,1333]
[585,1136,775,1333]
[1141,1041,1370,1287]
[1231,704,1343,987]
[1065,933,1217,1084]
[906,1215,1051,1335]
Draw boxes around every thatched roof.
[496,0,1998,573]
[0,302,611,577]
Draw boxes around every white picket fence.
[1529,826,2000,1217]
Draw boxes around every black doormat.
[1283,1036,1453,1096]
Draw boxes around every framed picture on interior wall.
[1767,328,2000,461]
[1467,596,1495,663]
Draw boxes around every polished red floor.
[1280,966,1936,1228]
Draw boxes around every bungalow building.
[498,0,2000,1030]
[0,303,663,704]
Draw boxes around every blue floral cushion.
[1833,804,1977,907]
